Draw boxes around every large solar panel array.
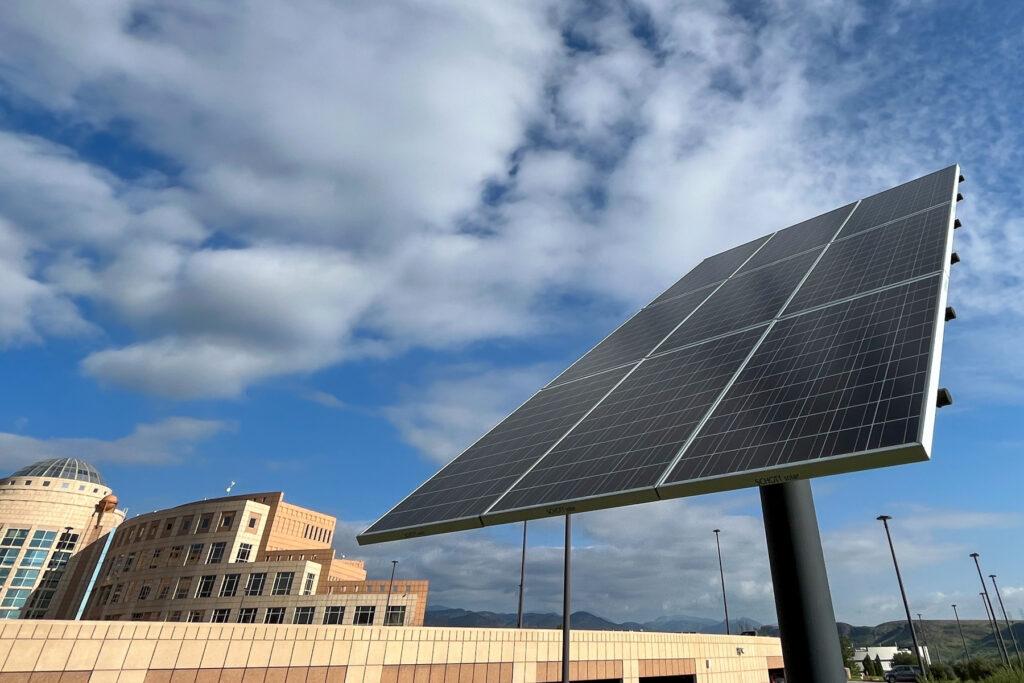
[360,165,960,544]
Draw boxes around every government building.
[0,458,428,627]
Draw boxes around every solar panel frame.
[358,165,960,545]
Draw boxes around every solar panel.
[648,235,770,306]
[547,285,715,387]
[488,326,765,521]
[360,165,959,544]
[839,166,958,237]
[361,364,631,538]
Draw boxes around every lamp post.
[877,516,926,676]
[952,604,971,662]
[517,521,527,628]
[990,574,1024,669]
[384,560,398,625]
[970,553,1010,666]
[713,529,730,635]
[917,613,939,664]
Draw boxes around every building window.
[20,550,47,568]
[198,514,213,531]
[293,607,315,625]
[55,531,79,552]
[168,611,182,622]
[220,574,240,598]
[248,516,258,529]
[384,606,406,626]
[186,610,205,623]
[353,606,375,625]
[272,572,294,596]
[110,583,124,604]
[178,517,193,535]
[185,543,203,564]
[174,578,192,600]
[235,543,253,563]
[29,531,57,549]
[138,584,152,601]
[264,607,285,624]
[48,551,71,570]
[220,514,234,529]
[323,606,345,625]
[0,529,28,547]
[0,549,17,566]
[212,608,231,623]
[206,542,226,564]
[238,607,257,623]
[245,573,266,596]
[1,589,31,608]
[168,546,183,561]
[303,572,316,596]
[157,582,172,600]
[195,575,216,598]
[149,548,163,569]
[0,569,11,585]
[10,569,39,587]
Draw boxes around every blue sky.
[0,0,1022,626]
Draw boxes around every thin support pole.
[991,575,1024,669]
[917,613,939,664]
[517,521,528,629]
[713,529,730,635]
[877,516,927,677]
[760,480,845,683]
[972,554,1011,666]
[562,513,572,683]
[384,560,398,624]
[952,604,971,662]
[981,592,1005,663]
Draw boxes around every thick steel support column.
[517,521,527,628]
[760,480,845,683]
[562,513,572,683]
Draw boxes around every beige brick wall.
[0,621,782,683]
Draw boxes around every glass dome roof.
[10,458,105,485]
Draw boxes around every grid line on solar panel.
[361,364,632,536]
[661,276,940,487]
[546,284,717,388]
[487,326,766,514]
[737,203,856,273]
[654,248,821,353]
[839,166,957,237]
[647,235,771,306]
[784,205,951,315]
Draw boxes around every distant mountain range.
[427,608,1023,663]
[425,606,761,634]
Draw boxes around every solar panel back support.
[358,164,960,545]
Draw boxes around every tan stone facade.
[0,621,784,683]
[81,493,428,627]
[0,459,125,619]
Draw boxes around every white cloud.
[0,417,230,471]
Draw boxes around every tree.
[841,635,859,674]
[863,655,875,676]
[891,651,917,666]
[874,655,884,675]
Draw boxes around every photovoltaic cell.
[548,285,714,387]
[362,364,630,537]
[662,277,940,486]
[839,166,957,237]
[489,326,764,515]
[648,235,769,306]
[738,203,855,273]
[360,165,958,544]
[785,205,950,314]
[655,248,821,352]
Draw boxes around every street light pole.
[713,528,730,635]
[917,613,939,664]
[990,574,1024,669]
[877,516,927,676]
[384,560,398,624]
[971,553,1010,666]
[952,604,971,662]
[517,521,527,628]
